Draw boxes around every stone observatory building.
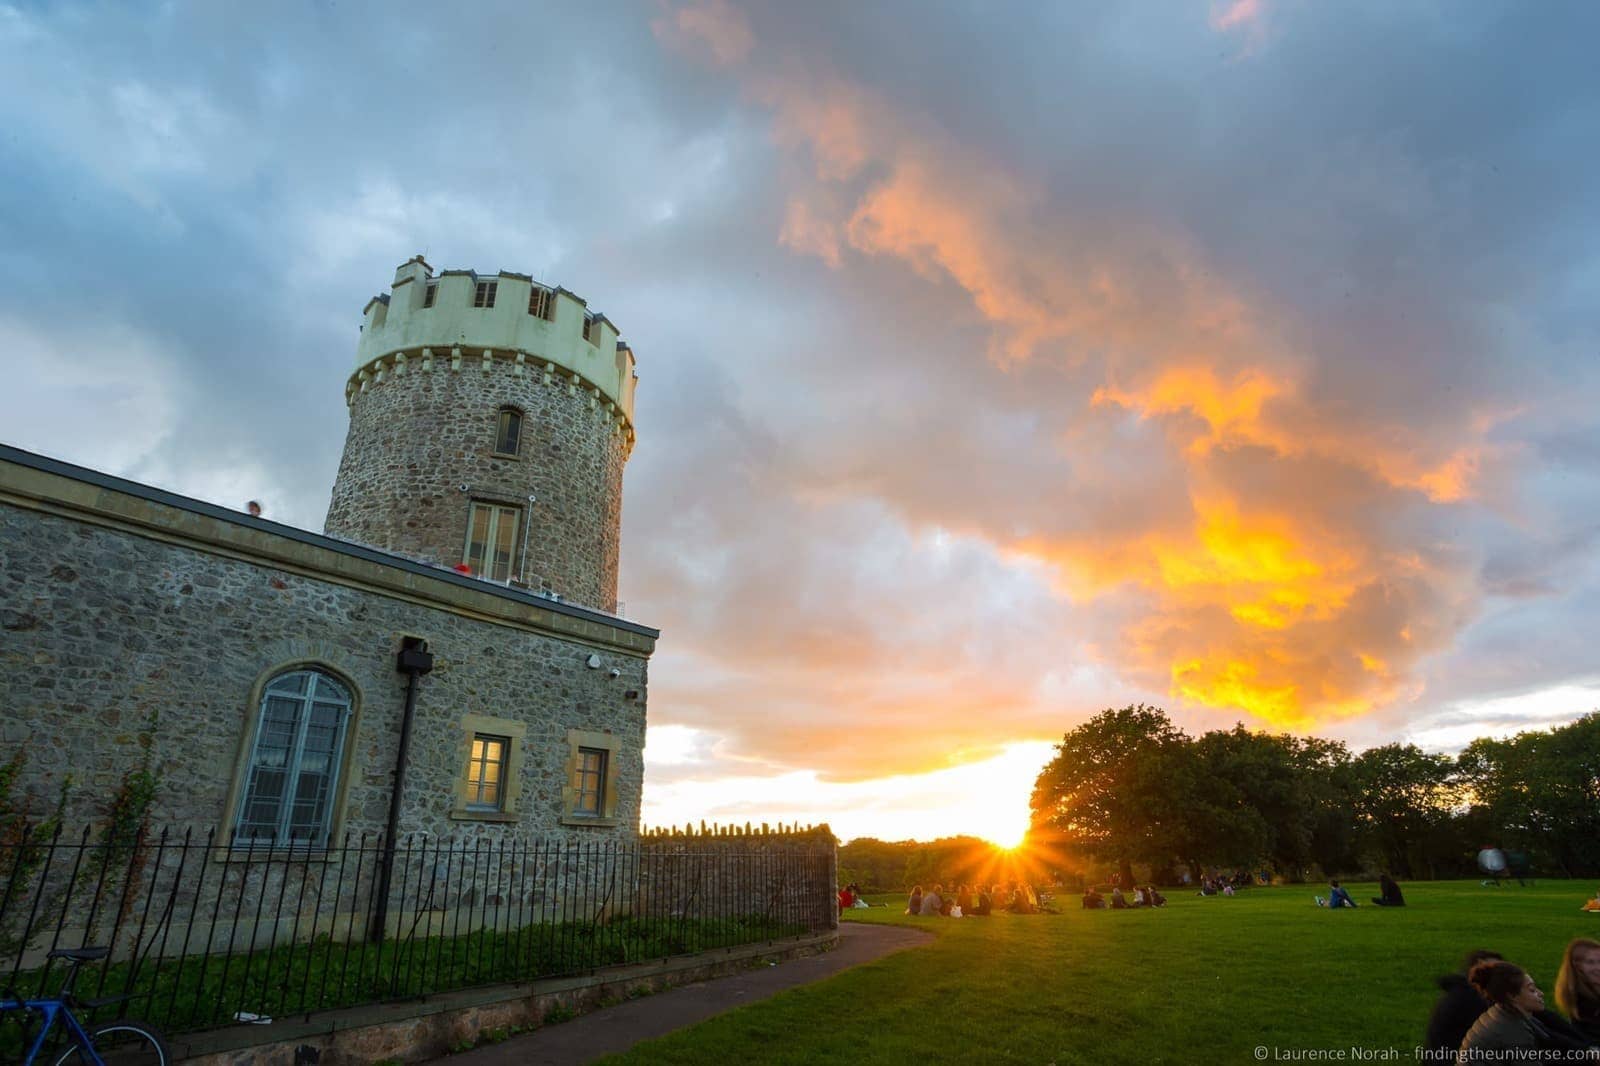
[0,258,655,846]
[326,256,637,612]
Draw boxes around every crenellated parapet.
[354,256,639,439]
[346,343,636,455]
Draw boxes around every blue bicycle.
[0,947,168,1065]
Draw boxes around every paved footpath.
[441,921,932,1065]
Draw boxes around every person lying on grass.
[1556,938,1600,1043]
[1458,959,1599,1058]
[1582,889,1600,913]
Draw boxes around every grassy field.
[605,879,1599,1064]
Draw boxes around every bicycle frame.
[0,995,107,1066]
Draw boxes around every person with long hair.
[905,885,923,916]
[1458,959,1598,1057]
[1555,938,1600,1042]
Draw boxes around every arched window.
[494,406,523,456]
[233,669,353,847]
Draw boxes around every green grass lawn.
[604,880,1600,1064]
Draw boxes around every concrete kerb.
[173,932,837,1065]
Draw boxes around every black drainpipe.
[372,636,433,943]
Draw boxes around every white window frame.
[474,280,498,308]
[232,670,353,849]
[463,501,521,582]
[527,286,551,319]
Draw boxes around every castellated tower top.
[325,257,638,613]
[354,255,638,433]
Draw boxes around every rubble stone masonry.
[0,449,654,839]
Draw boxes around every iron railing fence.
[0,826,836,1036]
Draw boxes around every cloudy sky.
[4,1,1598,846]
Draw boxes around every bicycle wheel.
[53,1021,169,1066]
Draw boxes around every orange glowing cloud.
[657,11,1496,737]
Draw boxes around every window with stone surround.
[232,669,353,848]
[493,407,523,457]
[465,734,508,810]
[474,280,498,308]
[463,502,520,582]
[451,715,526,822]
[561,729,621,826]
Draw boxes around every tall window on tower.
[494,407,523,456]
[463,502,520,582]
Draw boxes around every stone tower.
[325,256,637,613]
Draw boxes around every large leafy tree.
[1349,743,1459,879]
[1457,712,1600,878]
[1030,704,1190,888]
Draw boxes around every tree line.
[1028,705,1600,885]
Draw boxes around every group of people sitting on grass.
[1314,873,1406,909]
[903,882,1041,917]
[1425,940,1600,1059]
[836,882,869,912]
[1081,884,1167,909]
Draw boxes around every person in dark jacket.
[1373,873,1406,907]
[1426,949,1503,1057]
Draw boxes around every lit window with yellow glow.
[465,734,509,811]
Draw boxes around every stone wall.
[0,451,652,842]
[324,357,626,613]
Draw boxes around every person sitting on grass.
[921,884,944,917]
[1458,959,1599,1058]
[1008,883,1038,914]
[1327,880,1357,908]
[1372,873,1406,907]
[956,884,975,915]
[1082,887,1106,909]
[972,885,993,916]
[906,885,923,916]
[1111,886,1130,909]
[1145,885,1167,908]
[1132,886,1147,907]
[1556,938,1600,1043]
[1426,949,1504,1056]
